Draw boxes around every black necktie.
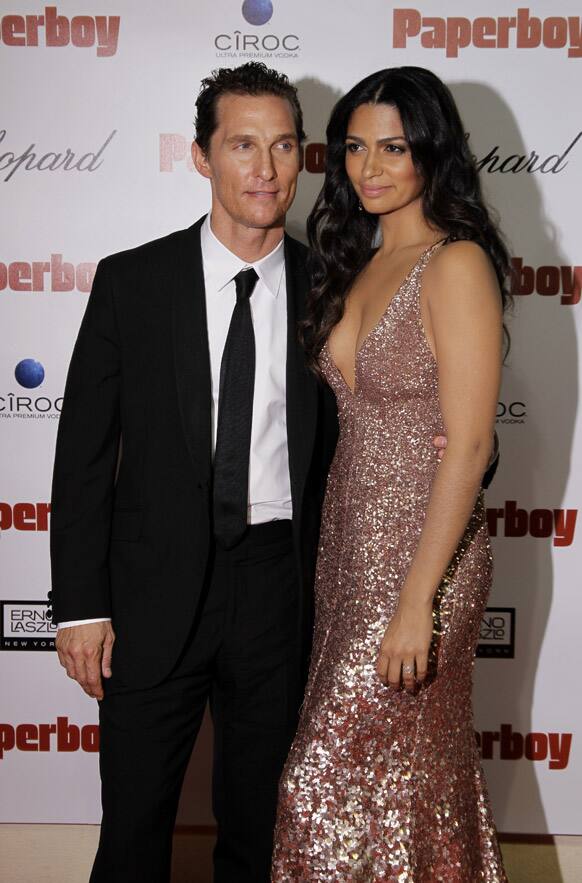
[213,267,259,549]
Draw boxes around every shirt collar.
[200,214,285,299]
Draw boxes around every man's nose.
[256,149,277,181]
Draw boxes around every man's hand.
[56,621,115,700]
[433,432,498,467]
[433,435,447,460]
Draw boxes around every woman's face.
[344,102,424,216]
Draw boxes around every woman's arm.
[376,240,503,691]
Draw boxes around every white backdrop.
[1,0,580,835]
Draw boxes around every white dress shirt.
[58,215,292,628]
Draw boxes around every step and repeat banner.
[1,0,580,834]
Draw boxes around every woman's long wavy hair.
[303,66,512,372]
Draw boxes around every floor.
[0,825,581,881]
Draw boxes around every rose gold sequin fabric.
[272,244,507,882]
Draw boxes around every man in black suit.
[50,63,455,882]
[50,63,337,883]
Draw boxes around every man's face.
[192,93,301,230]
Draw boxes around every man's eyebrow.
[225,132,298,143]
[225,134,256,143]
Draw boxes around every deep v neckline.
[325,241,442,396]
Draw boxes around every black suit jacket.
[50,217,338,688]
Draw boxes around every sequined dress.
[272,244,507,882]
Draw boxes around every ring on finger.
[403,664,415,676]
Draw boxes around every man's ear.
[191,141,211,179]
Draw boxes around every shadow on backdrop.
[286,76,343,243]
[453,80,578,882]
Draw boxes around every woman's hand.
[376,599,433,692]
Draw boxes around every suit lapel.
[171,217,212,478]
[285,235,317,517]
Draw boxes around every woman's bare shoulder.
[425,239,500,306]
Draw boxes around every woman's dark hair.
[304,66,512,371]
[194,61,306,154]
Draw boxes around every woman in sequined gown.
[272,68,510,882]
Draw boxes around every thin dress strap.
[411,237,449,315]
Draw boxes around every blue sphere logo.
[15,359,45,389]
[242,0,273,26]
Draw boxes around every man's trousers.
[90,520,302,883]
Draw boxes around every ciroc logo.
[497,401,526,425]
[242,0,273,26]
[1,361,62,420]
[15,359,44,389]
[215,0,299,59]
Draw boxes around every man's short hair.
[194,61,306,154]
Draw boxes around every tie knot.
[234,267,259,302]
